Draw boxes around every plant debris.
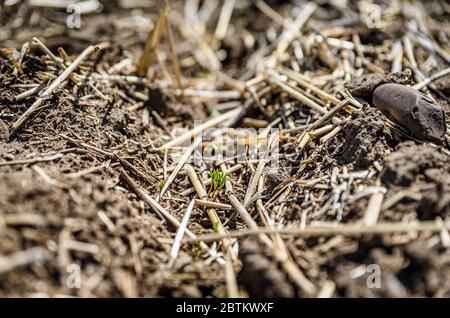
[1,0,450,298]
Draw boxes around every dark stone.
[372,83,446,143]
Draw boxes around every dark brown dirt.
[0,44,221,297]
[324,238,450,297]
[380,141,450,220]
[284,231,450,298]
[238,239,295,298]
[0,164,223,297]
[308,107,400,171]
[340,107,399,168]
[146,86,206,122]
[435,76,450,96]
[345,71,414,100]
[381,141,450,187]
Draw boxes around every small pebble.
[372,83,446,143]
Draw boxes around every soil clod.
[341,107,398,168]
[239,239,295,298]
[345,71,414,100]
[381,141,450,187]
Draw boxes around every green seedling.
[159,180,166,191]
[207,107,219,117]
[208,169,226,192]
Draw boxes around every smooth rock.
[372,83,446,143]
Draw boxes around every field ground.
[1,0,450,297]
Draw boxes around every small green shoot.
[159,180,166,191]
[207,107,219,117]
[189,243,201,261]
[189,250,198,261]
[209,169,226,192]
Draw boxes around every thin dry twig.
[137,5,166,77]
[187,220,450,243]
[0,247,47,275]
[185,164,239,297]
[119,168,225,265]
[167,199,195,269]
